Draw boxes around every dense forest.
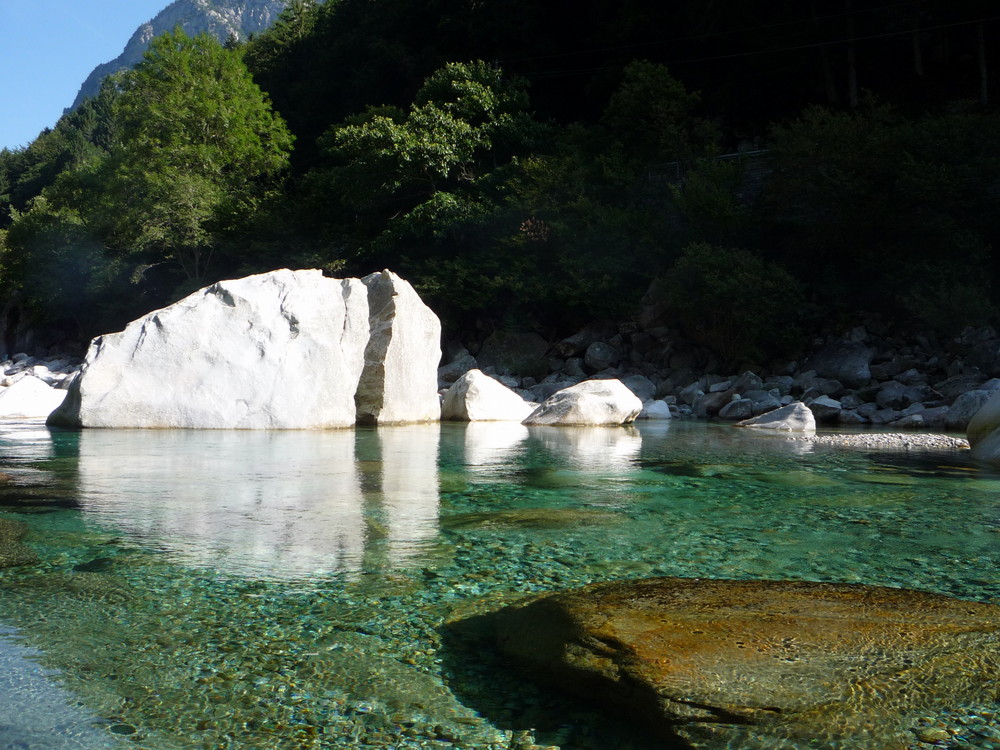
[1,0,998,366]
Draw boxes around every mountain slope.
[71,0,288,110]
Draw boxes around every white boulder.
[639,399,673,420]
[441,369,534,422]
[48,269,377,428]
[734,402,816,432]
[522,379,642,426]
[354,270,441,424]
[0,376,68,418]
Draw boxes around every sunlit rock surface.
[48,269,442,429]
[441,369,534,422]
[523,379,642,426]
[493,577,1000,750]
[355,270,441,424]
[0,376,67,418]
[735,402,816,432]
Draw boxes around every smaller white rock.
[0,375,68,418]
[522,379,642,426]
[734,402,816,432]
[441,369,534,422]
[639,399,673,420]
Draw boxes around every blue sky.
[1,0,169,151]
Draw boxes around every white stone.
[441,369,535,422]
[48,269,371,429]
[0,376,67,418]
[734,402,816,432]
[639,399,672,420]
[522,379,642,426]
[355,270,441,424]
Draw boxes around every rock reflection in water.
[375,424,440,566]
[74,427,441,580]
[527,425,643,472]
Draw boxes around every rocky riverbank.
[439,320,1000,433]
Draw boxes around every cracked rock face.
[47,269,440,429]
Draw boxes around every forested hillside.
[1,0,998,365]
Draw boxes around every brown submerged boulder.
[493,577,1000,749]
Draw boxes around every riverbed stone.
[493,577,1000,750]
[806,394,842,423]
[441,369,535,422]
[735,402,816,432]
[523,379,642,426]
[0,518,37,568]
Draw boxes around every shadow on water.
[438,609,691,750]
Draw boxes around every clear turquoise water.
[0,419,998,749]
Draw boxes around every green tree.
[658,242,808,367]
[105,28,294,284]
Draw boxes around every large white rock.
[735,402,816,432]
[0,376,68,418]
[522,379,642,426]
[441,369,535,422]
[48,269,372,429]
[355,270,441,424]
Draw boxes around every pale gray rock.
[718,398,753,421]
[620,374,656,402]
[946,389,997,431]
[735,402,816,432]
[732,371,764,393]
[441,369,534,422]
[47,269,399,429]
[0,376,67,418]
[639,399,672,420]
[355,270,442,424]
[803,342,873,388]
[584,341,620,372]
[523,379,642,426]
[875,380,926,410]
[807,395,842,423]
[437,353,477,385]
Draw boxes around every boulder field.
[484,577,1000,750]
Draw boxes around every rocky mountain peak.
[70,0,289,110]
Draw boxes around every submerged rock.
[0,518,37,568]
[492,577,1000,750]
[523,379,642,426]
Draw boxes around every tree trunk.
[846,0,859,108]
[911,1,923,77]
[978,21,989,106]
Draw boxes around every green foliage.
[601,60,720,165]
[764,101,1000,332]
[658,242,807,367]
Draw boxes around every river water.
[0,419,997,749]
